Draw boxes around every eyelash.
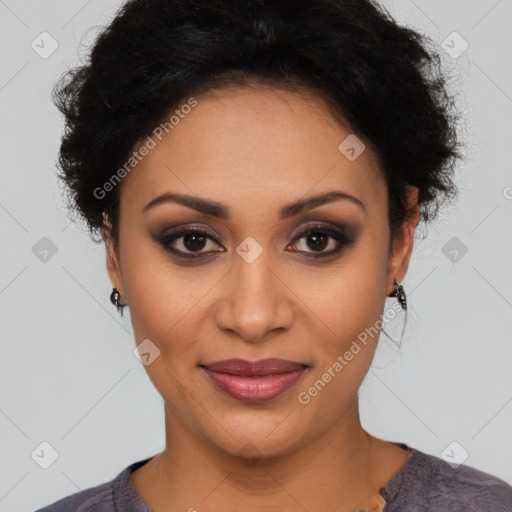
[156,223,354,260]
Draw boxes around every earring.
[390,279,407,310]
[110,287,126,316]
[380,279,408,348]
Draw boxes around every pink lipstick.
[200,358,308,403]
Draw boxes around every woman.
[36,0,512,510]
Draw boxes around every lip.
[200,358,309,403]
[201,358,308,376]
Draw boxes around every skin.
[102,82,419,512]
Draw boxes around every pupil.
[184,233,206,251]
[307,232,328,251]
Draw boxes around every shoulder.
[33,457,152,512]
[425,451,512,511]
[33,479,115,512]
[387,446,512,512]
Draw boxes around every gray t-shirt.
[34,443,512,511]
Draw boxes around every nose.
[213,252,294,343]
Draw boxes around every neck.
[135,397,391,511]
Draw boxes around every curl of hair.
[52,0,464,248]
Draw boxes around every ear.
[101,213,126,301]
[386,186,420,295]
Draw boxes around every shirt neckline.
[114,442,421,511]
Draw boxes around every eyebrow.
[142,189,366,219]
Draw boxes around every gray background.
[1,0,511,510]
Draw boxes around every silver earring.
[381,279,408,347]
[110,287,126,316]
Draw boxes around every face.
[104,83,418,459]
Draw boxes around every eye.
[288,223,353,258]
[157,228,224,258]
[156,222,355,260]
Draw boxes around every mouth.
[200,357,309,376]
[199,358,309,403]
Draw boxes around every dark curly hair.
[52,0,463,252]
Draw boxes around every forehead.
[120,83,386,214]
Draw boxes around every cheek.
[118,233,206,358]
[127,272,207,362]
[124,263,209,401]
[295,276,386,424]
[305,244,387,342]
[307,287,383,393]
[298,240,389,398]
